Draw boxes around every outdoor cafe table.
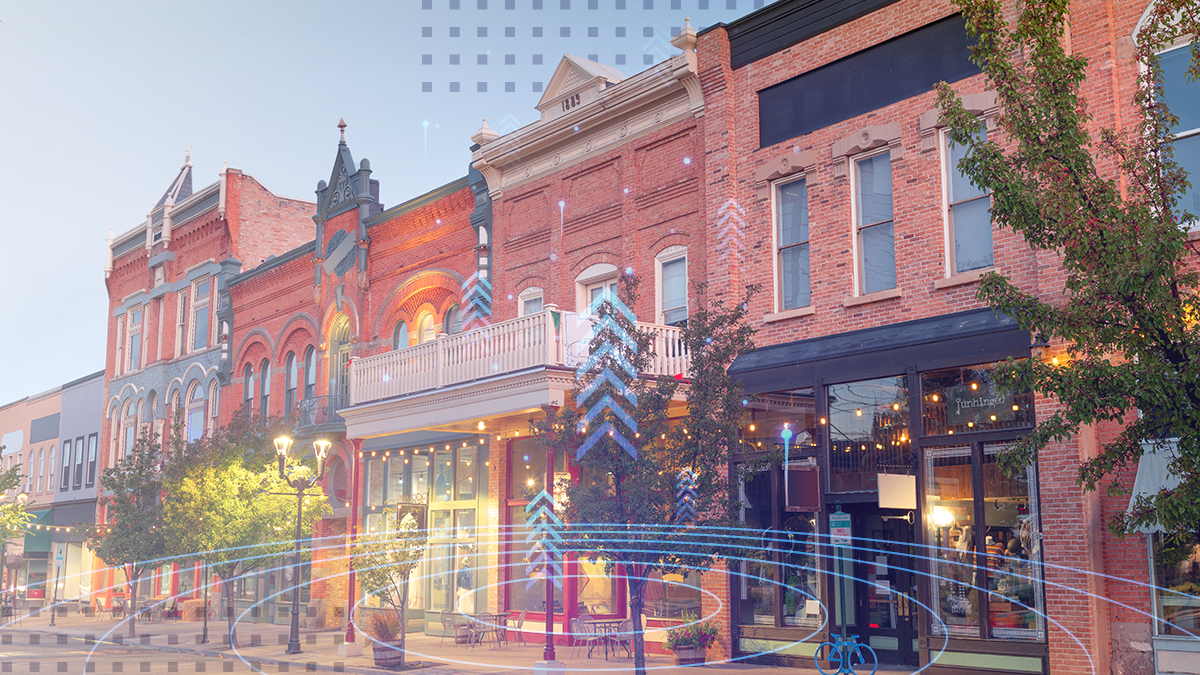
[582,619,620,660]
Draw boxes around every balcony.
[349,308,690,408]
[296,394,348,430]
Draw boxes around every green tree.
[80,434,169,638]
[163,409,328,648]
[353,511,425,668]
[0,458,33,542]
[534,278,757,675]
[936,0,1200,535]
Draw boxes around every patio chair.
[440,610,471,647]
[610,618,634,659]
[110,598,126,620]
[569,618,605,659]
[470,611,499,649]
[510,609,528,646]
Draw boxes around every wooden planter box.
[673,646,707,665]
[373,639,405,668]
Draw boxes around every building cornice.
[471,54,704,198]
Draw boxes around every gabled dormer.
[314,120,382,224]
[312,120,384,298]
[535,54,626,123]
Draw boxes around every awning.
[1128,442,1181,534]
[23,508,52,553]
[729,308,1030,392]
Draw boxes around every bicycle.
[814,634,878,675]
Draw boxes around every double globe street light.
[273,436,331,656]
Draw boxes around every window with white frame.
[304,347,316,399]
[392,322,408,350]
[208,381,220,434]
[445,305,464,334]
[37,448,44,493]
[73,436,83,490]
[656,246,688,326]
[854,152,896,294]
[48,446,55,494]
[260,360,271,415]
[187,384,206,443]
[944,128,993,273]
[176,290,188,357]
[577,263,620,314]
[776,178,811,310]
[244,364,255,415]
[417,313,435,344]
[122,414,136,460]
[60,440,71,490]
[115,314,125,376]
[127,306,144,371]
[87,434,97,487]
[285,352,297,416]
[1163,42,1200,225]
[191,277,211,351]
[518,288,544,317]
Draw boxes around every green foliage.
[0,458,33,542]
[162,408,329,647]
[354,513,424,669]
[937,0,1200,535]
[79,433,170,637]
[663,612,720,651]
[533,277,758,675]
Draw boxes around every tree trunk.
[629,572,647,675]
[126,568,138,638]
[222,577,239,649]
[398,577,409,671]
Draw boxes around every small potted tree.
[356,506,426,670]
[664,612,720,665]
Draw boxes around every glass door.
[859,510,919,666]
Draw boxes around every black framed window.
[86,434,97,486]
[260,360,271,416]
[73,436,84,489]
[60,440,71,491]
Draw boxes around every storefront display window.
[1153,532,1200,637]
[925,444,980,637]
[781,513,821,628]
[828,376,911,492]
[576,558,617,615]
[366,457,385,508]
[742,388,817,452]
[739,470,775,625]
[983,443,1045,640]
[922,364,1034,436]
[645,568,702,619]
[507,503,561,612]
[434,451,453,502]
[510,438,565,500]
[457,448,476,500]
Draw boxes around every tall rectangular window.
[1163,43,1200,225]
[86,434,97,486]
[776,178,810,309]
[946,129,993,273]
[660,256,687,326]
[73,436,84,489]
[60,440,71,490]
[128,308,143,371]
[1153,532,1200,636]
[115,316,125,376]
[192,278,211,351]
[176,290,189,357]
[854,153,896,294]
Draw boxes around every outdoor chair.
[511,609,528,645]
[110,598,126,620]
[469,611,499,649]
[569,617,605,659]
[610,618,634,659]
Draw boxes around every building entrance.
[833,505,919,668]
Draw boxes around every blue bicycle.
[814,634,878,675]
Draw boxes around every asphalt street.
[0,634,302,674]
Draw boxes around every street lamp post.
[274,436,331,656]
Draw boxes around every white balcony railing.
[349,308,690,407]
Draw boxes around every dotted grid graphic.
[417,0,770,94]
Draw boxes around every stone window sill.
[763,305,815,323]
[843,287,902,308]
[933,267,997,290]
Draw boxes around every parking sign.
[830,511,852,547]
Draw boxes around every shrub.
[663,612,719,651]
[364,610,404,643]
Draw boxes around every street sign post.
[831,504,850,667]
[49,544,65,627]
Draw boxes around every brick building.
[98,155,315,606]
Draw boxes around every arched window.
[121,400,136,462]
[187,384,205,443]
[244,364,255,415]
[417,313,435,344]
[445,305,463,335]
[393,322,408,350]
[304,347,316,399]
[285,352,297,418]
[37,449,44,493]
[329,316,352,403]
[260,360,271,415]
[208,380,220,434]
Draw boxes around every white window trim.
[575,263,619,313]
[1159,41,1200,231]
[517,287,545,317]
[176,290,188,358]
[417,312,435,344]
[188,277,212,352]
[654,246,688,325]
[849,148,895,298]
[770,177,810,314]
[126,305,144,373]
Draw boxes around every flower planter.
[673,646,707,665]
[373,639,405,668]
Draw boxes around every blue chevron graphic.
[586,290,636,321]
[578,394,637,430]
[675,468,699,524]
[575,342,637,380]
[524,489,563,589]
[590,314,638,354]
[576,420,638,460]
[578,368,638,407]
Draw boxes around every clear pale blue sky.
[0,0,768,405]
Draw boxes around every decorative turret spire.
[471,118,499,147]
[671,17,697,52]
[338,118,347,144]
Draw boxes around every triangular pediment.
[319,144,361,218]
[535,55,626,112]
[154,164,192,210]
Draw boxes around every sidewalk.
[0,613,777,674]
